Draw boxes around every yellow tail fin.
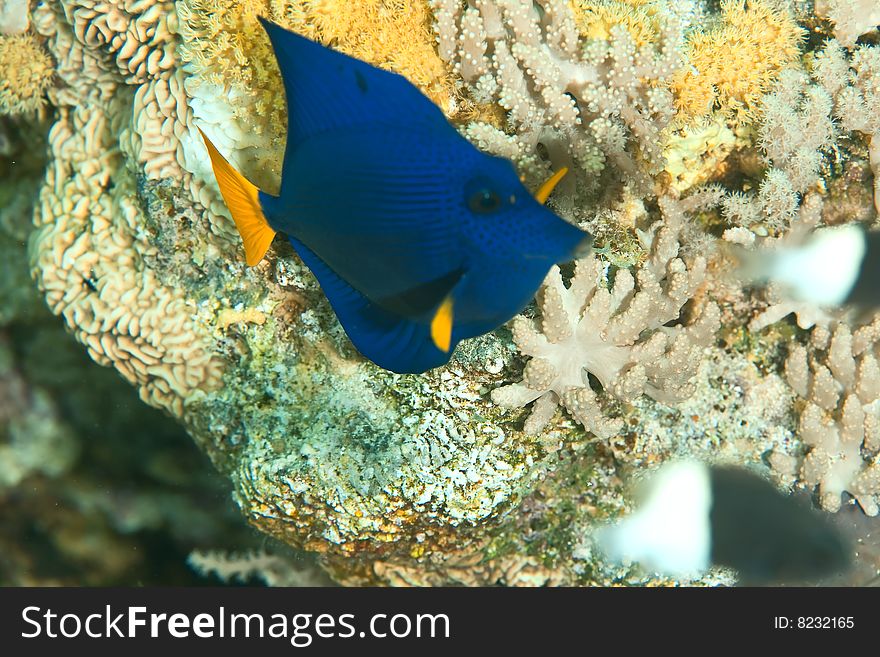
[198,128,276,266]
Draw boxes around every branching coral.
[758,69,836,197]
[718,70,836,238]
[492,193,720,438]
[771,321,880,515]
[812,40,880,213]
[430,0,682,192]
[0,33,54,115]
[188,550,332,586]
[31,2,224,417]
[730,42,880,330]
[815,0,880,49]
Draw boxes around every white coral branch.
[777,321,880,515]
[492,197,718,438]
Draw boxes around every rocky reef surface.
[2,0,880,586]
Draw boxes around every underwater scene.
[1,0,880,588]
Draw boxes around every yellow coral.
[0,33,54,115]
[662,113,738,192]
[671,0,805,121]
[569,0,664,48]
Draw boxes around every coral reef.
[11,0,880,587]
[430,0,682,193]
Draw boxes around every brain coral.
[21,0,880,586]
[31,1,223,417]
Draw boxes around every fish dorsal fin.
[257,17,448,153]
[199,128,276,266]
[285,234,455,374]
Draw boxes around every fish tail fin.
[198,128,277,266]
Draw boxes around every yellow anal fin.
[535,167,569,205]
[198,128,276,266]
[430,296,454,353]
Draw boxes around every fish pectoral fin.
[430,296,454,353]
[198,128,276,266]
[535,167,569,205]
[286,234,453,374]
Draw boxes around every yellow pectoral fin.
[198,128,276,266]
[535,167,569,205]
[430,296,454,353]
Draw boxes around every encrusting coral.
[14,0,880,587]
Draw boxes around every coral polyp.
[670,0,805,121]
[0,33,54,115]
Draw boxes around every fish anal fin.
[198,128,276,266]
[431,296,454,353]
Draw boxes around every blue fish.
[199,17,591,374]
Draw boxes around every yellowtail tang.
[199,18,591,374]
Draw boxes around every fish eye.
[467,187,502,214]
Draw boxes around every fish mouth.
[523,234,593,263]
[572,234,594,260]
